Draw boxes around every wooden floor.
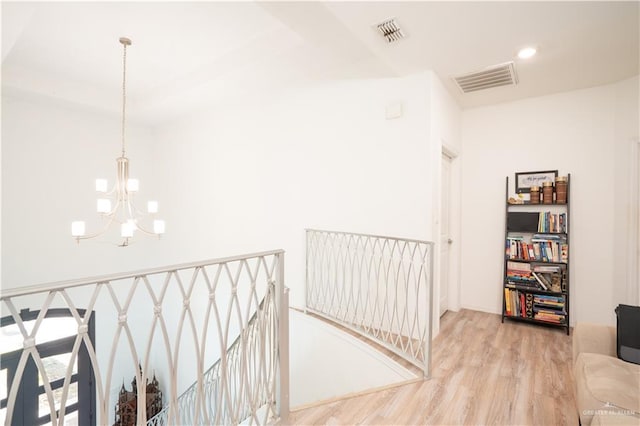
[290,309,578,425]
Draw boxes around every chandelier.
[71,37,165,246]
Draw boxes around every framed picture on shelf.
[515,170,558,193]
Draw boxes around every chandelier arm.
[124,197,137,223]
[75,213,118,241]
[128,200,150,218]
[124,198,161,236]
[106,185,118,197]
[103,198,124,221]
[134,224,161,237]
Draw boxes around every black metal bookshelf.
[501,174,571,335]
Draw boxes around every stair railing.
[146,281,283,425]
[305,229,433,377]
[0,250,288,426]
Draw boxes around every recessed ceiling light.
[517,47,537,59]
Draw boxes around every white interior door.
[440,153,452,316]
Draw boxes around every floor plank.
[290,309,577,425]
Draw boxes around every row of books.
[534,310,566,323]
[504,289,566,323]
[504,289,533,318]
[506,261,565,292]
[533,294,565,306]
[533,294,566,323]
[506,234,568,263]
[538,212,567,233]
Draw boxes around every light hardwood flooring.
[290,309,578,425]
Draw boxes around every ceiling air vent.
[453,62,518,93]
[376,18,404,43]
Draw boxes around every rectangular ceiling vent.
[376,18,405,43]
[453,62,519,93]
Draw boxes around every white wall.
[153,72,437,309]
[461,77,639,326]
[612,76,640,306]
[430,73,462,158]
[289,309,414,408]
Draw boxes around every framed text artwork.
[515,170,558,193]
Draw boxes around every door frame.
[437,145,461,323]
[440,151,452,316]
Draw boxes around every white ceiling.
[2,1,638,125]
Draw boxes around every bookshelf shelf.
[505,284,565,296]
[504,258,567,265]
[506,231,567,235]
[503,315,567,328]
[507,202,568,206]
[502,174,571,335]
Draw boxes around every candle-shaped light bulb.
[126,179,139,192]
[96,179,108,192]
[97,199,111,214]
[147,201,158,213]
[121,222,134,238]
[153,220,166,235]
[71,221,86,237]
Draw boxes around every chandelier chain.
[121,40,127,158]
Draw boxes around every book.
[561,244,569,263]
[534,312,566,323]
[533,294,564,302]
[531,271,548,290]
[533,233,566,242]
[538,273,555,289]
[505,288,511,316]
[525,293,534,318]
[533,306,566,315]
[533,265,561,273]
[545,242,553,262]
[508,261,531,272]
[533,243,541,261]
